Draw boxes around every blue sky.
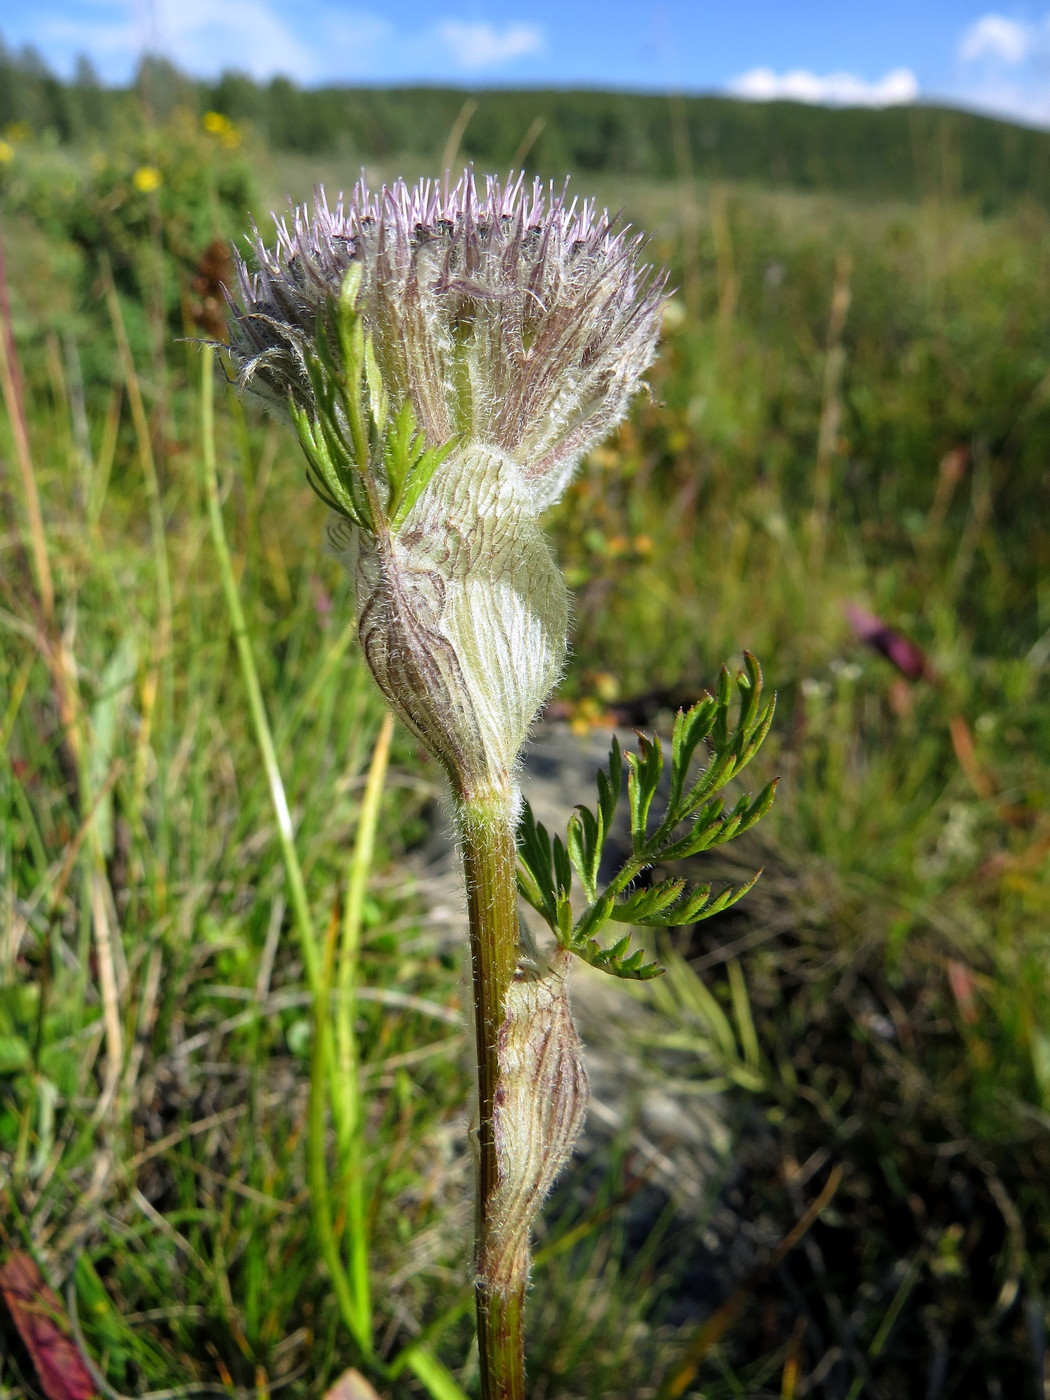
[7,1,1050,127]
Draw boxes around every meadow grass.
[1,121,1049,1397]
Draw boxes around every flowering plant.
[227,170,774,1398]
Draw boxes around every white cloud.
[161,0,318,81]
[945,11,1050,127]
[163,0,391,82]
[958,15,1032,65]
[728,66,919,108]
[436,20,544,70]
[37,0,391,83]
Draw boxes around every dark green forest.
[4,37,1050,209]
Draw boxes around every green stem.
[457,785,527,1400]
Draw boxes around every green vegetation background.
[7,43,1050,208]
[1,46,1049,1400]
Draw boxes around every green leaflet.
[516,655,777,980]
[289,267,457,539]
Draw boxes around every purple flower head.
[226,172,666,798]
[228,169,666,512]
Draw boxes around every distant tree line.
[4,38,1050,211]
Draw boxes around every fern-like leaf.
[515,656,777,981]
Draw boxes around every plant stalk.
[458,785,527,1400]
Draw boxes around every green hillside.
[4,39,1050,209]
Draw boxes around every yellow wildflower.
[202,111,241,148]
[133,166,162,193]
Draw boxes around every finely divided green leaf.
[389,437,457,532]
[691,871,761,922]
[572,890,617,944]
[516,803,559,929]
[626,733,662,853]
[597,735,623,830]
[668,695,717,811]
[566,805,600,900]
[656,797,726,860]
[713,665,732,750]
[610,878,686,924]
[552,834,572,901]
[292,405,368,528]
[363,335,387,430]
[575,932,663,980]
[518,657,775,982]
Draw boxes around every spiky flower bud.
[227,171,664,798]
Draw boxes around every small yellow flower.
[133,165,162,193]
[202,111,240,148]
[0,141,13,166]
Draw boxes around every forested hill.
[3,40,1050,210]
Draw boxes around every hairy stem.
[458,786,527,1400]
